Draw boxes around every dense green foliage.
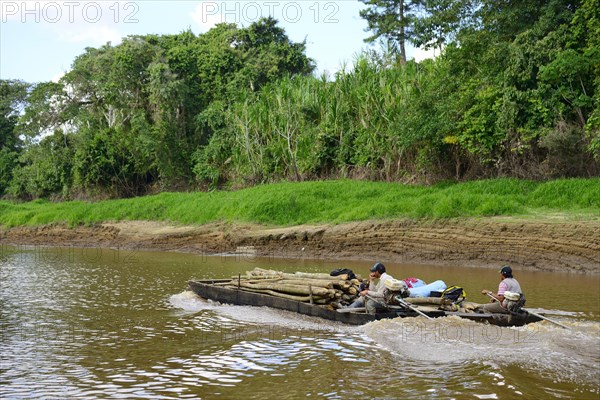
[0,80,29,196]
[2,18,313,199]
[198,0,598,186]
[0,178,597,228]
[1,3,599,200]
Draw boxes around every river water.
[1,245,598,399]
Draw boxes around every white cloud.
[51,71,66,83]
[410,46,438,62]
[190,2,227,32]
[54,24,123,45]
[189,1,309,32]
[2,1,128,24]
[47,1,126,45]
[2,1,126,45]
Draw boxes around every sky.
[0,0,433,83]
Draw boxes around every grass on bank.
[0,178,598,228]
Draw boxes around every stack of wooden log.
[219,267,362,307]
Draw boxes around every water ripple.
[2,248,599,399]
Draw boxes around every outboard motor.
[383,279,410,305]
[504,291,526,313]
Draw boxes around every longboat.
[188,280,543,327]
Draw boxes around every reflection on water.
[1,246,599,399]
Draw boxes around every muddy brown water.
[1,246,598,399]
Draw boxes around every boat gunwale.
[187,280,541,327]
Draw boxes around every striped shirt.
[498,278,522,296]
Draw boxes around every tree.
[231,17,315,92]
[0,79,29,195]
[568,0,600,159]
[359,0,425,64]
[8,131,75,199]
[425,0,599,175]
[6,19,314,198]
[411,0,475,49]
[19,81,71,139]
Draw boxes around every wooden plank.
[336,307,367,313]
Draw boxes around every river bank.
[2,218,598,273]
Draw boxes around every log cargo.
[218,267,362,307]
[188,280,544,327]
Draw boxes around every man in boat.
[478,265,523,314]
[347,262,395,313]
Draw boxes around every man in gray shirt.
[480,265,523,314]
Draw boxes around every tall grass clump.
[0,179,597,228]
[194,55,454,186]
[526,178,600,209]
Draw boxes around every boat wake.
[168,290,222,312]
[168,291,354,333]
[363,316,600,388]
[169,290,599,390]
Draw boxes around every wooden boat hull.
[188,281,542,327]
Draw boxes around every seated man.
[348,262,394,314]
[478,265,523,314]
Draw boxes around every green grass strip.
[1,178,598,228]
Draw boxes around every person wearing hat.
[347,262,395,313]
[479,265,523,314]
